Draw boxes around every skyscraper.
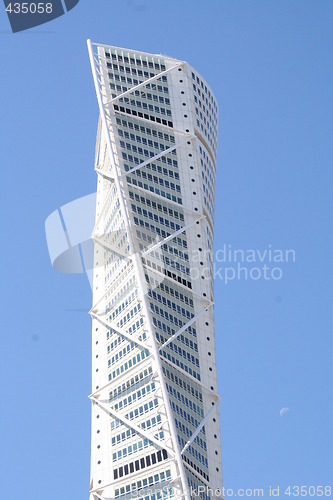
[87,40,221,500]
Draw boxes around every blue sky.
[0,1,332,498]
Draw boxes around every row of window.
[163,366,203,402]
[103,210,123,237]
[150,299,192,320]
[124,151,178,169]
[136,227,187,250]
[191,71,217,111]
[128,168,180,191]
[116,117,175,143]
[130,168,181,193]
[161,342,199,371]
[199,145,216,224]
[156,328,197,354]
[129,174,181,196]
[105,274,136,314]
[149,282,193,308]
[130,196,184,235]
[170,401,201,431]
[144,247,190,282]
[125,397,159,421]
[132,204,183,224]
[107,288,137,318]
[134,214,181,233]
[175,417,207,451]
[108,345,148,381]
[165,381,203,418]
[108,299,141,326]
[114,469,172,499]
[116,489,173,500]
[113,449,168,480]
[102,223,128,248]
[153,316,196,346]
[107,334,127,354]
[107,331,146,358]
[108,63,158,79]
[120,139,175,156]
[145,255,190,283]
[102,207,122,235]
[112,432,163,463]
[122,92,170,107]
[116,99,172,118]
[107,69,168,93]
[108,71,143,88]
[111,413,161,447]
[150,293,193,317]
[114,105,173,128]
[105,50,167,72]
[191,71,218,157]
[119,127,175,145]
[108,342,139,367]
[161,351,201,381]
[116,303,141,328]
[194,97,218,141]
[113,381,156,412]
[161,243,188,262]
[187,471,210,499]
[194,91,216,118]
[160,335,199,367]
[181,436,209,470]
[109,366,153,403]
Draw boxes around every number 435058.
[285,486,332,497]
[6,3,53,14]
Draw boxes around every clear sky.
[0,1,332,498]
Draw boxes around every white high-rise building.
[87,40,221,500]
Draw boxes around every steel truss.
[88,40,221,500]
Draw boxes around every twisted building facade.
[87,40,222,500]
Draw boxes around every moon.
[280,407,290,417]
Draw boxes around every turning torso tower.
[87,40,221,500]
